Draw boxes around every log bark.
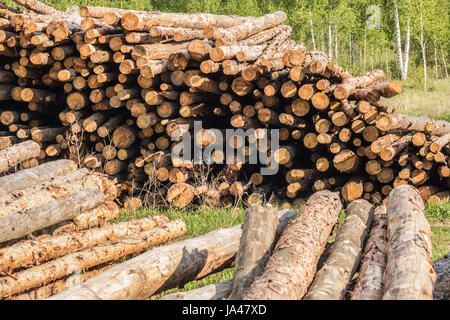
[433,252,450,300]
[0,215,169,272]
[0,169,116,216]
[0,140,40,173]
[228,205,279,300]
[0,159,76,198]
[351,205,388,300]
[243,191,342,300]
[334,69,386,100]
[382,185,436,300]
[304,199,374,300]
[376,114,450,136]
[40,201,119,236]
[0,219,186,298]
[206,11,287,43]
[47,210,297,300]
[12,0,59,15]
[0,188,104,244]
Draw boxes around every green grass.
[383,79,450,122]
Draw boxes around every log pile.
[0,2,448,208]
[47,186,440,300]
[0,159,186,299]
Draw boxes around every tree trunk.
[0,140,41,173]
[351,205,387,300]
[0,169,117,217]
[0,215,169,272]
[8,263,114,300]
[228,205,279,300]
[0,159,76,198]
[382,185,436,300]
[160,279,233,300]
[392,0,405,80]
[403,16,410,78]
[47,210,298,300]
[39,201,120,236]
[243,191,342,300]
[433,252,450,300]
[206,11,287,43]
[334,69,386,100]
[328,23,333,60]
[309,8,316,51]
[304,199,374,300]
[419,7,427,91]
[376,114,450,136]
[0,220,186,298]
[12,0,60,15]
[0,188,104,244]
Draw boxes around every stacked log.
[0,2,448,208]
[0,159,185,299]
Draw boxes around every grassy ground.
[383,79,450,122]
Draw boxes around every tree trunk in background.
[403,16,410,78]
[392,0,405,80]
[309,8,316,51]
[441,46,448,78]
[364,27,367,71]
[419,7,427,91]
[334,25,338,63]
[328,24,333,60]
[434,40,438,79]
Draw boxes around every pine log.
[304,199,374,300]
[0,219,186,298]
[48,209,297,300]
[0,140,40,173]
[0,188,104,244]
[351,205,387,300]
[382,185,436,300]
[376,114,450,136]
[228,205,279,300]
[433,252,450,300]
[0,215,169,272]
[160,279,233,300]
[334,69,386,100]
[0,169,116,217]
[243,191,342,300]
[0,159,76,198]
[205,11,286,43]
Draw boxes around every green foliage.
[4,0,448,81]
